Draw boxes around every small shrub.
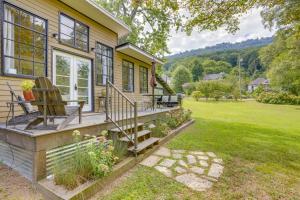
[53,130,118,190]
[256,92,300,105]
[151,119,170,138]
[112,140,127,161]
[191,91,202,101]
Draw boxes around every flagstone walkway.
[140,147,224,192]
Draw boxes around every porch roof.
[59,0,130,37]
[116,43,164,65]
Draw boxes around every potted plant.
[21,80,35,101]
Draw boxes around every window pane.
[20,60,33,75]
[34,17,45,33]
[20,27,34,45]
[60,34,74,46]
[4,57,19,74]
[76,23,88,34]
[3,23,19,41]
[75,39,88,51]
[34,48,45,63]
[35,33,46,49]
[20,43,33,60]
[56,75,70,86]
[56,55,71,76]
[75,31,88,43]
[60,24,74,37]
[34,63,45,76]
[20,11,33,29]
[4,5,19,24]
[60,15,74,28]
[3,39,19,58]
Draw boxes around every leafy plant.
[21,80,34,91]
[53,130,118,190]
[151,119,170,138]
[256,92,300,105]
[191,91,202,101]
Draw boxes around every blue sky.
[167,8,276,55]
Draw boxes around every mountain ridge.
[167,37,273,60]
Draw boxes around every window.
[139,66,148,93]
[59,13,89,51]
[95,43,113,85]
[2,3,47,77]
[122,60,134,92]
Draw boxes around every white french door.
[53,51,92,112]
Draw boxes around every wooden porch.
[0,107,180,182]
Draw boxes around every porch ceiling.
[116,43,164,65]
[59,0,130,37]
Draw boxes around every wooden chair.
[25,77,85,130]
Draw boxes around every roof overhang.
[59,0,131,37]
[116,43,164,65]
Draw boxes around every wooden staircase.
[109,123,159,155]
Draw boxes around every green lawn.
[101,99,300,200]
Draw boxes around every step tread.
[109,123,144,132]
[128,137,160,153]
[119,130,151,142]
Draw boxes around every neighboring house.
[0,0,165,122]
[203,72,226,81]
[248,78,270,92]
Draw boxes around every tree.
[202,59,232,74]
[172,66,192,93]
[191,60,203,81]
[96,0,180,57]
[259,28,300,95]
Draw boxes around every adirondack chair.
[25,77,85,130]
[6,83,40,125]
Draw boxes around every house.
[0,0,179,183]
[203,72,226,81]
[247,78,269,92]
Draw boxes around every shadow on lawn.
[168,117,300,173]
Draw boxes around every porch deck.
[0,107,178,137]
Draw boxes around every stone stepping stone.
[154,147,171,157]
[206,152,216,157]
[175,173,213,192]
[197,155,209,160]
[172,149,185,154]
[190,166,205,175]
[172,153,182,159]
[213,158,223,164]
[178,160,188,168]
[208,163,224,179]
[199,160,209,167]
[140,155,162,167]
[175,166,187,174]
[155,166,172,178]
[159,159,176,168]
[190,151,205,155]
[187,155,197,164]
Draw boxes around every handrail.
[105,79,138,156]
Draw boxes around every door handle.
[74,84,78,90]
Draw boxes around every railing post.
[133,102,138,157]
[105,79,109,121]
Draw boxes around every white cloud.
[167,8,276,55]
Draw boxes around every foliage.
[21,80,34,91]
[171,66,192,93]
[182,82,196,95]
[256,92,300,105]
[191,60,203,81]
[151,119,170,138]
[53,130,118,190]
[259,28,300,96]
[112,140,127,161]
[252,85,265,98]
[191,91,202,101]
[95,0,180,57]
[202,59,232,74]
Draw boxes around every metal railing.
[105,80,138,155]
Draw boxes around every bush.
[182,82,197,95]
[191,91,202,101]
[53,130,118,190]
[151,119,170,138]
[256,92,300,105]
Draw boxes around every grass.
[100,99,300,200]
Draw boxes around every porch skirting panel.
[0,140,33,181]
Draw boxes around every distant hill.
[167,37,273,60]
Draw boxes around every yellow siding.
[0,0,154,121]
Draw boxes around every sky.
[167,8,276,55]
